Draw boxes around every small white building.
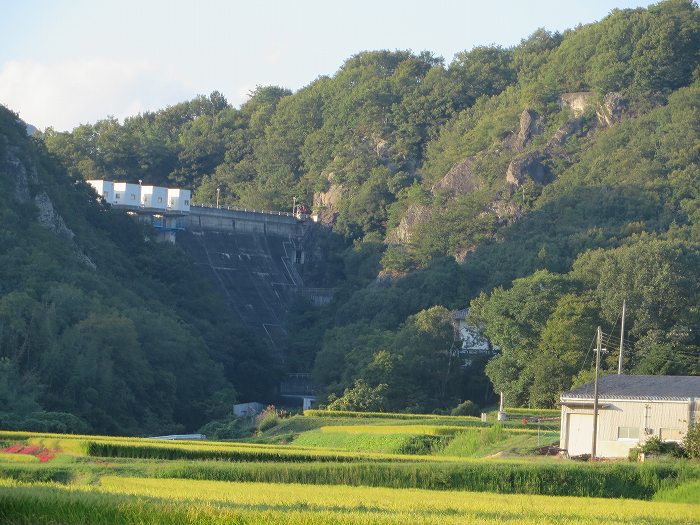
[167,188,191,212]
[451,308,497,366]
[141,185,168,210]
[233,402,265,418]
[86,180,115,204]
[113,182,141,207]
[560,375,700,458]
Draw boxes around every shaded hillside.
[0,107,277,434]
[40,0,700,411]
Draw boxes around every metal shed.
[560,375,700,458]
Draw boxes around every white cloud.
[0,59,194,131]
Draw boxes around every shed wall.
[561,398,690,458]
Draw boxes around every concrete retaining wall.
[186,206,305,237]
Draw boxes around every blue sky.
[0,0,653,131]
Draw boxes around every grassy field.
[1,476,698,525]
[0,410,697,524]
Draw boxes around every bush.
[450,400,481,417]
[198,417,247,440]
[256,405,280,432]
[629,436,685,461]
[397,435,448,455]
[682,422,700,459]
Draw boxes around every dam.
[177,207,310,360]
[86,180,330,371]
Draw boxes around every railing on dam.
[191,203,311,221]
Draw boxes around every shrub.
[682,422,700,459]
[397,435,448,455]
[198,418,247,440]
[450,400,480,417]
[256,406,280,432]
[629,436,685,461]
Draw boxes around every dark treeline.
[16,0,700,420]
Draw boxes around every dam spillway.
[175,206,318,361]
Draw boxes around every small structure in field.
[148,434,207,440]
[560,375,700,458]
[234,402,265,418]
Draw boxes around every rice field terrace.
[1,409,698,524]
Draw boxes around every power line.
[580,331,598,370]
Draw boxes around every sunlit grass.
[653,479,700,504]
[1,477,697,524]
[0,453,37,463]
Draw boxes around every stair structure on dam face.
[177,205,329,365]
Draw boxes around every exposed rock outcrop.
[4,140,96,269]
[596,92,626,127]
[513,109,541,151]
[545,117,584,152]
[4,147,35,203]
[386,203,433,244]
[559,92,597,116]
[505,152,553,187]
[312,174,345,226]
[375,139,392,159]
[431,157,479,197]
[389,91,626,250]
[34,191,75,241]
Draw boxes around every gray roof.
[561,375,700,401]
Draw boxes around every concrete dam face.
[175,207,328,362]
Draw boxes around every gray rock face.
[4,137,96,269]
[386,203,433,244]
[312,175,345,226]
[596,92,626,127]
[33,191,75,241]
[4,147,36,203]
[505,152,553,187]
[513,109,540,151]
[559,92,597,116]
[432,157,479,197]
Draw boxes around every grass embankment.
[440,426,559,457]
[2,451,697,499]
[304,408,560,426]
[1,430,434,463]
[303,410,484,421]
[290,422,558,456]
[1,477,698,525]
[653,479,700,504]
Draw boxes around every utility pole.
[591,326,602,460]
[617,300,626,374]
[216,187,220,208]
[498,391,506,422]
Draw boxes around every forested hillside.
[0,107,279,434]
[34,0,700,414]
